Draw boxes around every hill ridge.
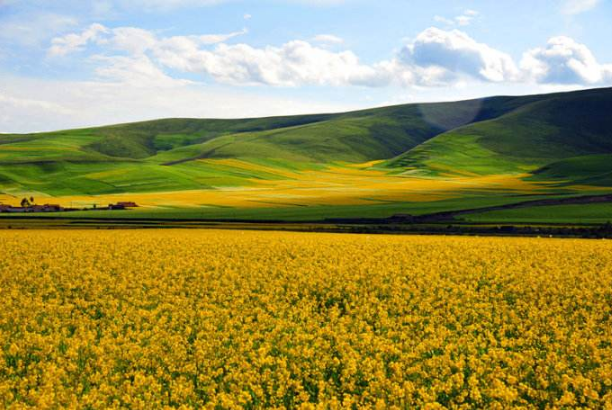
[1,86,611,200]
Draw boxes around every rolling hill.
[387,87,612,179]
[1,86,611,222]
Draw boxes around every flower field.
[1,230,612,409]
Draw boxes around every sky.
[0,0,611,133]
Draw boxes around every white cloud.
[58,24,519,88]
[47,23,612,90]
[313,34,344,44]
[154,40,383,86]
[401,27,519,83]
[93,54,193,87]
[434,9,479,27]
[561,0,601,15]
[48,23,109,56]
[103,26,158,54]
[195,28,248,45]
[521,36,612,84]
[48,24,247,57]
[244,13,252,20]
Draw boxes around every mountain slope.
[0,91,555,166]
[1,87,611,199]
[387,87,612,178]
[0,97,526,195]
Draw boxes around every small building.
[116,201,138,208]
[108,201,138,210]
[2,203,65,213]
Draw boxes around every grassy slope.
[0,99,490,195]
[387,87,612,178]
[529,154,612,187]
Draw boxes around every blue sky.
[0,0,611,132]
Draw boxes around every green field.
[462,203,612,224]
[1,194,566,221]
[1,87,611,224]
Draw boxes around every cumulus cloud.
[151,28,522,87]
[48,24,383,87]
[47,23,612,89]
[561,0,601,14]
[400,27,519,83]
[154,40,383,86]
[521,36,612,84]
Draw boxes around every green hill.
[387,87,612,178]
[1,96,520,195]
[1,86,611,222]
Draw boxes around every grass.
[462,203,612,224]
[530,154,612,187]
[388,87,612,178]
[0,193,588,222]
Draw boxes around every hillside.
[387,87,612,181]
[1,87,611,221]
[0,98,506,195]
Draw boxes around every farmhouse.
[0,200,137,213]
[108,202,139,210]
[28,204,64,213]
[116,201,138,208]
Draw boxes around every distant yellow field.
[0,161,565,210]
[1,230,611,408]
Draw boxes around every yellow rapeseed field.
[1,230,612,409]
[6,161,571,210]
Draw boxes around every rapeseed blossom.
[1,230,611,408]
